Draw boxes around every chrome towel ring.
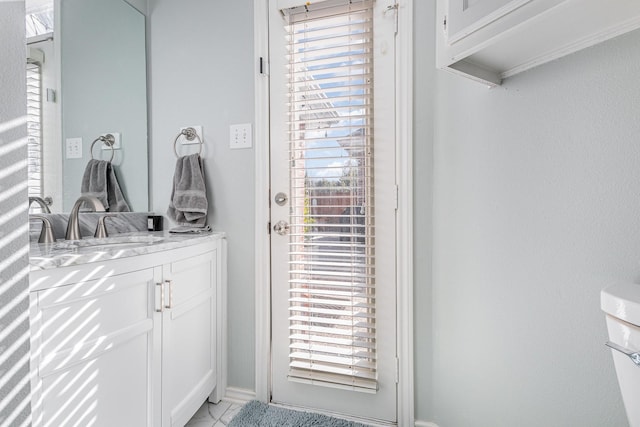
[90,134,115,162]
[174,127,203,158]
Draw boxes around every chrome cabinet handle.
[156,282,164,313]
[164,280,173,309]
[606,341,640,366]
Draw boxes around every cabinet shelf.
[437,0,640,87]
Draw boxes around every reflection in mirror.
[26,0,57,213]
[25,0,149,213]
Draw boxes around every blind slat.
[290,361,376,380]
[287,104,371,118]
[289,261,375,270]
[290,333,375,349]
[286,52,369,74]
[290,346,376,363]
[288,279,373,288]
[287,87,371,101]
[289,307,375,320]
[291,340,376,351]
[288,371,377,393]
[289,287,371,296]
[289,314,375,329]
[290,351,376,369]
[289,296,375,307]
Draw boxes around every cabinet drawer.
[166,251,215,306]
[33,268,154,374]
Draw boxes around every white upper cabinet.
[437,0,640,87]
[447,0,530,44]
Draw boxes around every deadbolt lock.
[274,192,288,206]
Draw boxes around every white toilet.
[601,283,640,427]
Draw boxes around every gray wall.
[413,0,435,421]
[0,2,31,426]
[430,26,640,427]
[124,0,147,14]
[61,0,148,212]
[148,0,256,390]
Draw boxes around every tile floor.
[185,400,244,427]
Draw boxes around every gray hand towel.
[106,163,131,212]
[81,159,130,212]
[81,159,109,208]
[166,153,208,227]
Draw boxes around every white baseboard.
[223,387,256,405]
[415,421,440,427]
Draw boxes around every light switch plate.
[65,137,82,159]
[230,123,252,149]
[46,88,56,103]
[102,132,121,150]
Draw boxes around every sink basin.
[51,235,164,250]
[84,241,143,249]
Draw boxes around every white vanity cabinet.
[437,0,640,86]
[29,236,226,427]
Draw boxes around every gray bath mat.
[228,400,372,427]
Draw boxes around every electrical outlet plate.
[102,132,121,150]
[179,126,203,145]
[230,123,253,149]
[65,137,83,159]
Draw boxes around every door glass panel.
[284,0,377,391]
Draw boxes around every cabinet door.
[447,0,531,43]
[161,249,217,427]
[31,268,157,427]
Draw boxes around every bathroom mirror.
[26,0,148,212]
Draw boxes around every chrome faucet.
[94,214,117,238]
[65,196,105,240]
[29,196,51,213]
[29,215,55,244]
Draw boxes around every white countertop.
[30,230,226,271]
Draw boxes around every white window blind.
[25,0,54,38]
[284,0,377,392]
[27,61,44,202]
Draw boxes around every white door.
[269,0,398,422]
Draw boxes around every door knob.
[273,220,290,236]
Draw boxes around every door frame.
[253,1,414,425]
